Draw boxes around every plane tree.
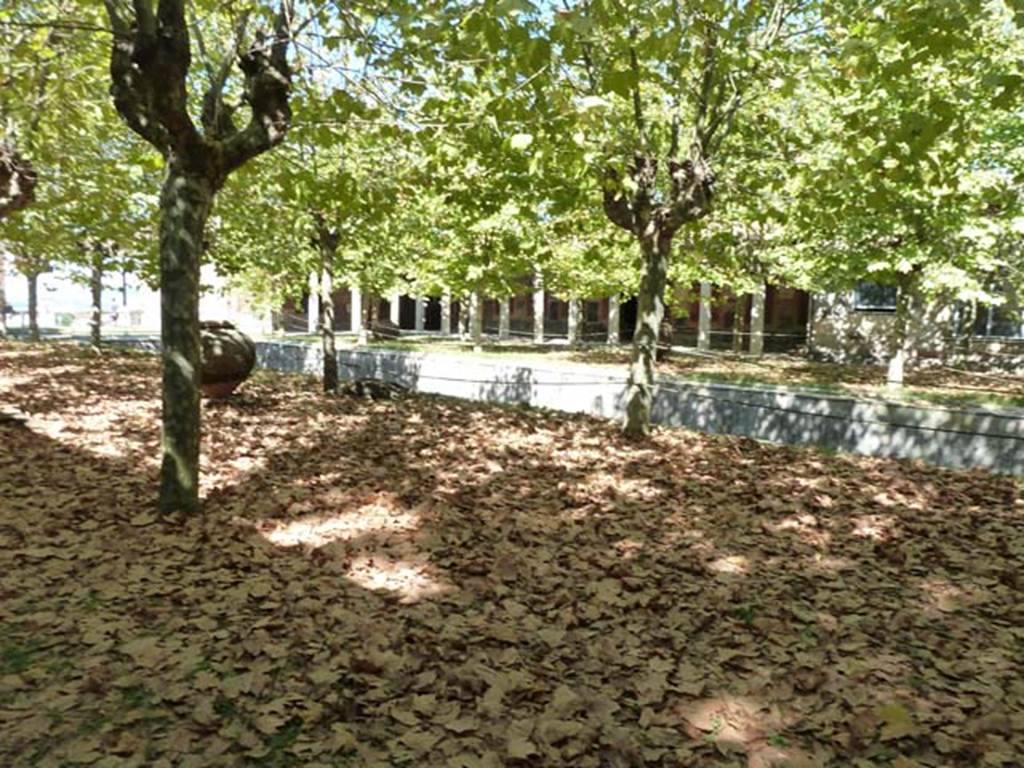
[790,0,1024,385]
[436,0,822,434]
[213,115,424,389]
[547,0,820,435]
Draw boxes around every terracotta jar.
[199,321,256,398]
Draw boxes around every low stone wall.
[90,336,1023,475]
[256,341,1024,476]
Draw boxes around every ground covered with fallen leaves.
[2,342,1022,768]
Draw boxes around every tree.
[2,225,52,341]
[792,0,1024,385]
[444,0,817,434]
[213,109,423,384]
[101,0,296,513]
[59,122,159,346]
[557,1,815,435]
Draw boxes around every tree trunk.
[368,293,379,324]
[157,169,213,516]
[90,248,103,347]
[697,282,712,351]
[886,276,914,390]
[732,295,745,353]
[459,296,470,339]
[27,271,39,342]
[0,144,38,220]
[568,298,583,346]
[624,230,671,438]
[607,295,620,344]
[498,298,510,341]
[656,304,674,362]
[749,285,766,357]
[440,290,452,336]
[470,290,483,351]
[955,300,976,359]
[319,238,338,393]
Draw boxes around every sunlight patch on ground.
[0,370,43,394]
[613,537,645,558]
[676,693,819,767]
[707,554,750,575]
[260,500,420,548]
[763,513,832,548]
[22,403,157,462]
[676,694,798,751]
[254,494,452,603]
[581,472,663,502]
[487,428,558,453]
[345,555,453,604]
[850,514,897,541]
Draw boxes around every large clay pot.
[200,321,256,398]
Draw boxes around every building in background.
[809,281,1024,365]
[278,275,812,353]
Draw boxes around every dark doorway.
[425,297,441,330]
[399,296,417,329]
[620,297,638,342]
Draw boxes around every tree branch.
[664,157,714,232]
[221,0,294,175]
[0,144,37,220]
[691,23,718,156]
[602,167,634,233]
[199,7,252,138]
[627,24,647,149]
[104,0,202,156]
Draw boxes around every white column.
[749,284,766,357]
[607,295,620,344]
[697,281,712,350]
[389,292,401,325]
[440,290,452,335]
[307,270,319,334]
[532,273,545,344]
[414,295,425,332]
[350,286,362,335]
[470,291,483,349]
[498,298,511,340]
[568,298,582,345]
